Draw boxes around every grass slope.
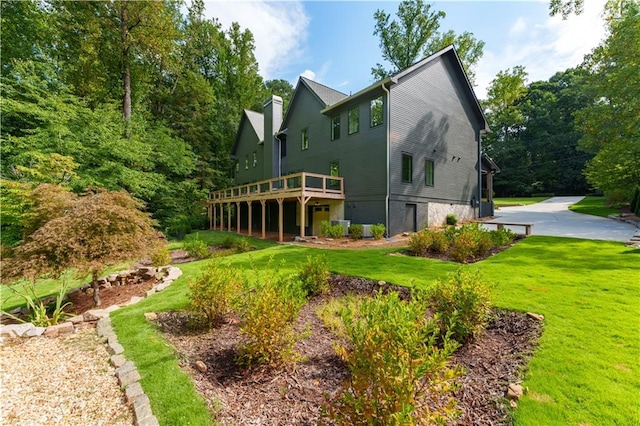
[568,195,620,218]
[108,233,639,425]
[494,197,551,207]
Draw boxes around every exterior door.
[405,203,417,232]
[312,206,330,236]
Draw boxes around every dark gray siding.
[284,86,388,221]
[234,123,265,185]
[388,54,481,227]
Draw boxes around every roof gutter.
[320,77,396,114]
[382,82,392,237]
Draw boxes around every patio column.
[277,197,284,242]
[297,195,311,239]
[236,202,241,235]
[247,201,253,237]
[208,204,213,229]
[227,202,232,232]
[260,199,266,239]
[219,203,224,231]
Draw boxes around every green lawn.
[494,196,551,207]
[568,195,621,218]
[110,232,639,426]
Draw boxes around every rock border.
[0,265,183,426]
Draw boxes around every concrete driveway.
[483,196,637,242]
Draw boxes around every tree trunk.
[92,271,101,307]
[121,2,131,137]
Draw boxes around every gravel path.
[0,328,133,426]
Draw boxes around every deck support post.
[247,201,253,237]
[297,196,311,239]
[277,198,284,242]
[227,202,231,232]
[260,200,267,239]
[236,202,241,235]
[208,204,213,229]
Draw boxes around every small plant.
[233,237,253,253]
[370,223,386,239]
[428,268,493,343]
[296,255,330,296]
[183,233,210,259]
[220,235,237,249]
[326,291,461,424]
[328,223,345,238]
[319,220,332,237]
[188,261,244,327]
[348,224,363,240]
[150,245,171,266]
[236,270,308,368]
[316,294,363,339]
[1,279,73,327]
[445,213,458,226]
[408,229,433,256]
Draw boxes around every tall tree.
[549,0,584,18]
[520,69,593,195]
[371,0,484,83]
[264,79,295,112]
[576,0,640,202]
[483,66,531,196]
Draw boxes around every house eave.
[320,77,397,114]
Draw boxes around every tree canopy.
[371,0,485,83]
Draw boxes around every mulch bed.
[156,275,543,425]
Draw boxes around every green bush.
[428,268,493,343]
[328,223,345,238]
[296,255,330,296]
[319,220,332,237]
[445,213,458,226]
[408,229,433,256]
[188,261,244,327]
[448,229,476,263]
[326,291,461,425]
[1,280,72,327]
[183,234,210,259]
[370,223,386,239]
[220,235,237,249]
[489,228,517,247]
[150,245,171,266]
[233,237,252,253]
[631,185,640,214]
[348,224,364,240]
[431,229,450,253]
[236,271,308,368]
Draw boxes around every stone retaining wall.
[0,266,183,426]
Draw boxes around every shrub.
[631,185,640,214]
[348,224,364,240]
[236,271,308,368]
[326,291,461,424]
[448,229,476,263]
[296,255,330,296]
[220,235,237,249]
[328,223,345,238]
[428,268,493,343]
[183,235,210,259]
[430,229,451,253]
[319,220,332,237]
[370,223,386,239]
[233,237,252,253]
[188,261,244,327]
[408,229,432,256]
[489,228,517,247]
[445,213,458,226]
[150,245,171,266]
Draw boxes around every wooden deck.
[206,172,345,242]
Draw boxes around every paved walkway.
[483,196,638,242]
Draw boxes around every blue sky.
[204,0,608,99]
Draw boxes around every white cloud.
[300,69,316,80]
[475,0,607,99]
[203,0,309,80]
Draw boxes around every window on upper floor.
[331,115,340,140]
[425,159,435,187]
[301,128,309,150]
[370,96,383,127]
[253,151,257,167]
[402,153,413,183]
[245,155,249,170]
[348,107,359,134]
[235,160,239,173]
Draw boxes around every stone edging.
[0,266,183,426]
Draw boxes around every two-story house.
[207,45,498,241]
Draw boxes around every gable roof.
[319,45,488,132]
[232,109,264,157]
[300,77,348,106]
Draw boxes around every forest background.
[2,0,638,247]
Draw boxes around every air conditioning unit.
[331,220,351,236]
[361,224,372,238]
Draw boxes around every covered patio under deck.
[206,172,345,242]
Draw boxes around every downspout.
[382,82,391,237]
[477,130,486,219]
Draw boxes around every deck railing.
[208,172,344,203]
